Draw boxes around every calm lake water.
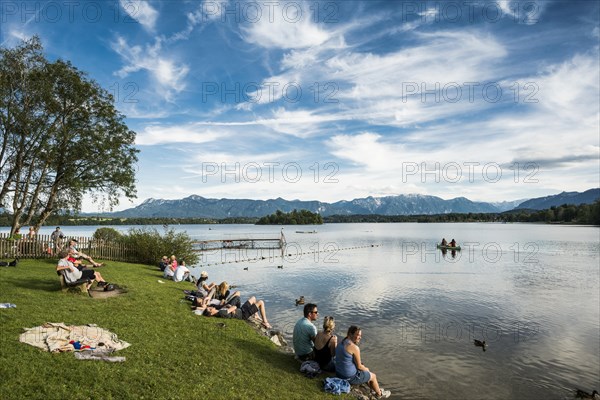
[10,223,599,399]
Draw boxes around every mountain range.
[101,189,599,219]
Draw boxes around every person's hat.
[200,271,208,278]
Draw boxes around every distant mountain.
[515,189,600,210]
[104,194,506,218]
[489,199,529,212]
[326,195,499,215]
[97,189,598,219]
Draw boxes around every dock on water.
[192,231,286,252]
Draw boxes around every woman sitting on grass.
[314,316,338,372]
[163,255,178,279]
[195,271,216,295]
[196,281,240,308]
[201,295,272,329]
[335,325,390,399]
[56,250,109,288]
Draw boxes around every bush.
[93,227,123,243]
[122,226,198,266]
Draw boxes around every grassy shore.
[0,259,336,399]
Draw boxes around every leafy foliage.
[256,209,323,225]
[0,36,138,234]
[121,226,199,265]
[92,227,123,243]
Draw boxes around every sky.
[1,0,599,212]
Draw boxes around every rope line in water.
[196,244,381,267]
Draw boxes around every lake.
[8,223,599,399]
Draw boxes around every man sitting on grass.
[56,250,109,288]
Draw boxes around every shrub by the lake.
[120,227,198,265]
[92,227,123,242]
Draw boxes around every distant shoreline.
[2,200,599,227]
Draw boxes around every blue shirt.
[293,317,317,357]
[335,338,357,379]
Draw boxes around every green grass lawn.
[0,259,336,399]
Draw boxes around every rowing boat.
[437,244,461,251]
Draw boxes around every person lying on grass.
[56,249,109,288]
[200,295,272,329]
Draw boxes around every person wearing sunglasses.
[293,303,319,361]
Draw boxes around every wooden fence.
[0,233,137,262]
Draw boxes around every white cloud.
[192,108,341,138]
[0,22,37,48]
[119,0,159,31]
[532,52,600,127]
[136,123,225,145]
[497,0,546,25]
[259,107,340,137]
[112,36,189,101]
[188,0,230,23]
[241,2,332,49]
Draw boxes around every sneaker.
[377,389,391,399]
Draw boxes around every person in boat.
[449,239,457,247]
[441,238,448,246]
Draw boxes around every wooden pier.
[192,231,286,252]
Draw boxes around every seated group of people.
[55,239,113,290]
[159,255,194,282]
[182,271,272,329]
[293,303,391,399]
[158,261,385,396]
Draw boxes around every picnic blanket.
[19,322,131,353]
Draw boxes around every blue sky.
[2,0,599,212]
